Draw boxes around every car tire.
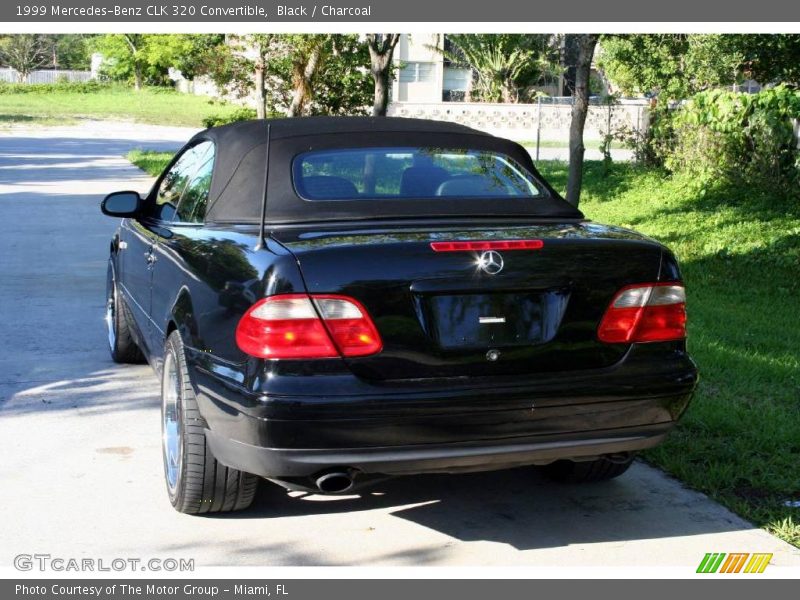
[106,261,144,364]
[542,455,635,483]
[161,330,259,514]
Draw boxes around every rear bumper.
[190,343,697,480]
[205,424,671,480]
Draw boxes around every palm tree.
[434,34,558,103]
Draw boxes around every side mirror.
[101,191,142,218]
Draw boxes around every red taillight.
[235,294,382,359]
[431,239,544,252]
[314,295,383,357]
[598,283,687,344]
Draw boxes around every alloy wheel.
[161,350,183,498]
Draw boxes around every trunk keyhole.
[486,349,501,362]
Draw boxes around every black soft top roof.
[201,116,492,142]
[179,117,582,225]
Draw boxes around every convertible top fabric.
[171,117,583,224]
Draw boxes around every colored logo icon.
[696,552,772,573]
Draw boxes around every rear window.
[293,147,542,201]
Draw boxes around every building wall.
[393,34,444,103]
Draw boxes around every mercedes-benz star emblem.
[478,250,504,275]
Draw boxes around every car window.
[293,147,541,201]
[149,141,213,221]
[175,154,214,224]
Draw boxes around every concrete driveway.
[0,121,798,570]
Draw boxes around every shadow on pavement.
[208,462,749,552]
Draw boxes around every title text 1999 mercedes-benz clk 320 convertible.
[101,117,697,514]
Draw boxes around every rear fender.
[169,285,200,349]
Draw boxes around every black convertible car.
[101,117,697,514]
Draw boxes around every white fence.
[0,68,93,84]
[388,98,650,152]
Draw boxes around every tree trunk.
[367,34,400,117]
[254,64,266,119]
[124,35,144,91]
[372,68,391,116]
[133,64,143,91]
[565,34,599,207]
[288,44,323,117]
[501,83,517,104]
[287,77,305,117]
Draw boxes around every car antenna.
[254,121,271,251]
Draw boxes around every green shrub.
[202,107,259,128]
[0,80,109,94]
[662,86,800,197]
[0,82,188,96]
[141,85,184,95]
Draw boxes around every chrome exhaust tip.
[315,472,355,494]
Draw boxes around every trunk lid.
[272,222,664,381]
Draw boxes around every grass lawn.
[128,150,800,547]
[542,161,800,547]
[0,85,238,128]
[127,150,176,176]
[0,114,80,127]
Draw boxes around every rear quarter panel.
[150,226,306,367]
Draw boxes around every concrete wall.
[387,99,650,144]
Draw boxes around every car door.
[123,142,211,359]
[147,141,214,360]
[118,215,159,357]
